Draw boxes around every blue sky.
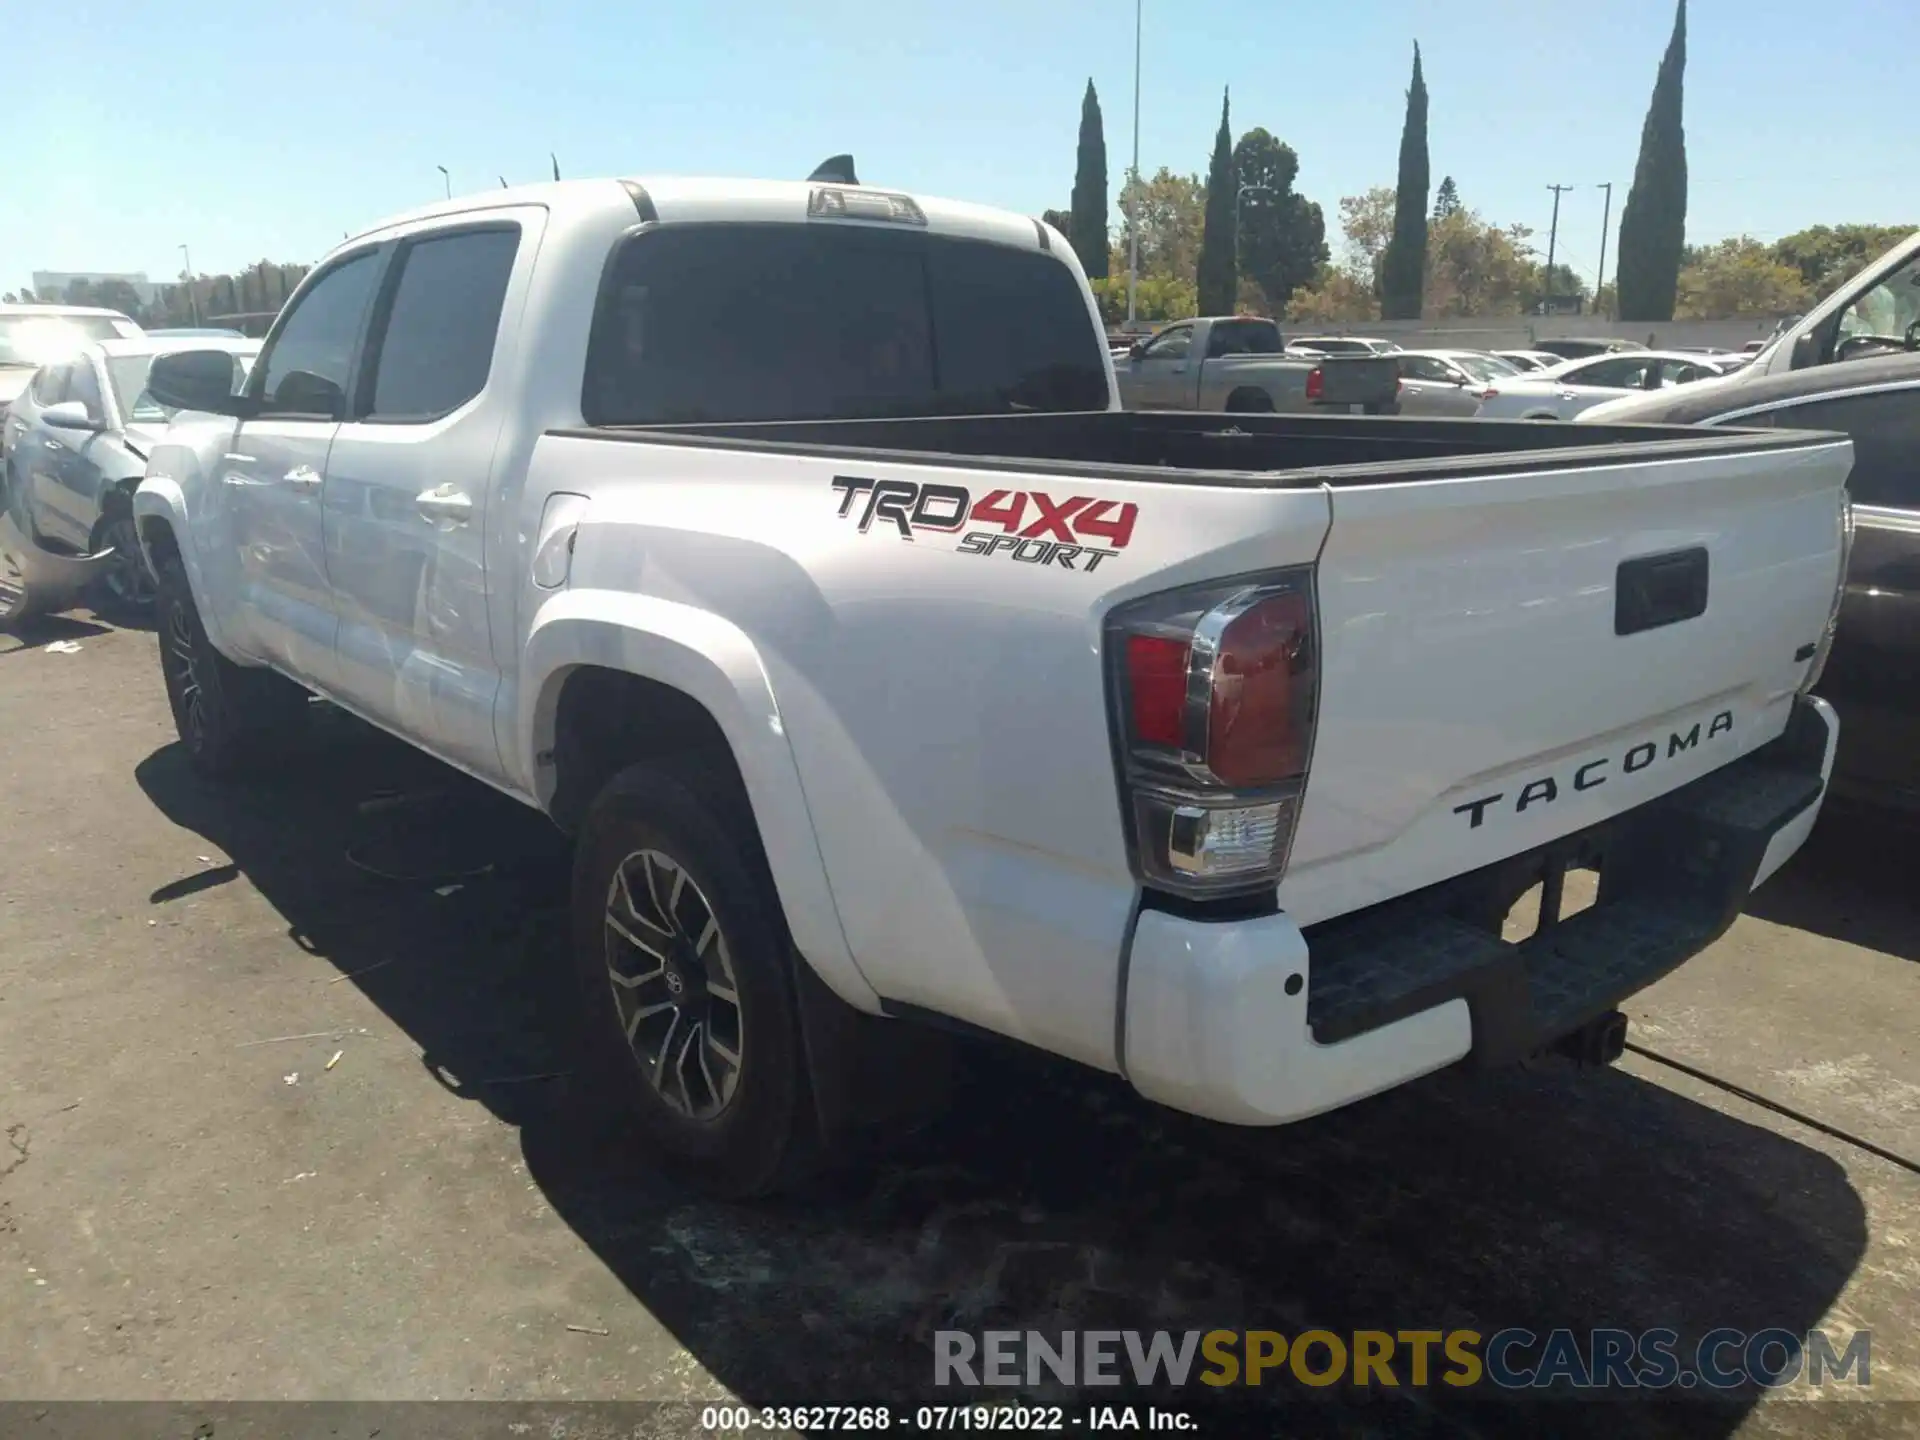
[5,0,1914,295]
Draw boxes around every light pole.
[1125,0,1141,328]
[1236,184,1274,225]
[436,165,451,199]
[179,244,199,326]
[1544,183,1574,313]
[1593,181,1614,316]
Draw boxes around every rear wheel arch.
[1225,386,1276,413]
[523,631,878,1015]
[547,665,751,837]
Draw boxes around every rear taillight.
[1801,498,1855,695]
[1304,367,1325,402]
[1108,570,1318,898]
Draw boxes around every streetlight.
[1236,183,1275,226]
[436,165,451,199]
[1125,0,1141,328]
[1593,182,1615,317]
[178,243,200,326]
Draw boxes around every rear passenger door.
[1757,383,1920,800]
[321,214,536,783]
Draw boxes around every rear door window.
[363,227,520,421]
[1757,388,1920,508]
[583,224,1108,425]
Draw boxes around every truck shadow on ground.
[1743,802,1918,964]
[135,719,1870,1438]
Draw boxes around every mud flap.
[790,951,955,1155]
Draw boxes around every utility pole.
[1125,0,1142,327]
[1544,183,1574,313]
[436,165,451,199]
[1592,181,1614,317]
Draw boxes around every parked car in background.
[1577,349,1920,809]
[1116,316,1400,414]
[1284,335,1401,357]
[1,336,258,610]
[1474,350,1737,420]
[1530,337,1648,361]
[1493,349,1566,372]
[0,304,144,428]
[1393,349,1522,416]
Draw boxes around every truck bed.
[555,408,1834,485]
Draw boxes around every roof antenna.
[499,175,509,188]
[808,154,859,184]
[551,153,561,182]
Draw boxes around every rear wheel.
[1225,388,1275,413]
[570,761,817,1196]
[154,553,308,776]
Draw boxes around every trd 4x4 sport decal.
[830,477,1138,573]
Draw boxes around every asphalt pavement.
[1,608,1915,1437]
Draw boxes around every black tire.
[93,511,157,614]
[570,760,816,1197]
[154,553,308,776]
[1225,388,1275,414]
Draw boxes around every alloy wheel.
[163,603,206,748]
[0,549,26,621]
[103,518,156,607]
[603,847,745,1121]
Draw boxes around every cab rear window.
[582,224,1109,425]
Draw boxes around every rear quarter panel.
[525,433,1332,1070]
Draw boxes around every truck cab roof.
[345,176,1055,267]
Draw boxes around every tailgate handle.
[1616,547,1709,636]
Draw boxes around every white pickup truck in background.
[136,174,1848,1195]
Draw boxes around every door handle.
[44,439,65,451]
[414,486,473,524]
[283,464,323,493]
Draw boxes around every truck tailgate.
[1316,354,1400,406]
[1278,436,1852,926]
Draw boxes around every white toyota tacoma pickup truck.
[135,173,1850,1194]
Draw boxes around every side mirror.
[147,349,253,417]
[1128,341,1146,361]
[40,401,103,433]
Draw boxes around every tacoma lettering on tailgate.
[1453,710,1736,828]
[831,477,1138,573]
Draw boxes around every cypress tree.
[1616,0,1688,321]
[1196,89,1237,314]
[1379,44,1429,319]
[1069,80,1110,279]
